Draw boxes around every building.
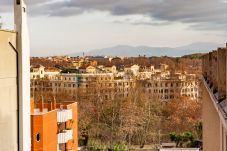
[104,65,117,74]
[86,66,97,73]
[31,98,78,151]
[143,73,200,101]
[30,68,199,103]
[0,29,18,150]
[30,62,199,102]
[0,0,31,150]
[31,72,136,102]
[124,64,140,76]
[30,65,60,79]
[31,65,46,79]
[202,43,227,151]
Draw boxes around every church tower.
[14,0,31,150]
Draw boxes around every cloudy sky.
[0,0,227,56]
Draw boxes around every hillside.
[70,42,220,57]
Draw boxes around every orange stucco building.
[30,98,78,151]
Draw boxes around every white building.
[30,65,60,79]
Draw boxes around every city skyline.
[0,0,227,56]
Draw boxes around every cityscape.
[0,0,227,151]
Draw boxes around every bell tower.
[14,0,31,150]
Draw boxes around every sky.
[0,0,227,56]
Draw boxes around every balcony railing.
[57,109,72,123]
[58,129,73,144]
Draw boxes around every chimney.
[40,96,44,112]
[52,97,57,110]
[49,101,53,111]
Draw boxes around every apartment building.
[31,71,136,101]
[202,43,227,151]
[30,65,60,80]
[0,29,18,150]
[143,73,200,101]
[30,62,199,102]
[31,98,78,151]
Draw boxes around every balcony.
[58,129,73,144]
[57,109,72,123]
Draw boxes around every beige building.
[30,65,60,79]
[143,73,199,101]
[31,72,136,101]
[0,30,18,150]
[104,65,117,74]
[86,66,97,73]
[202,43,227,151]
[0,0,31,150]
[30,65,45,79]
[124,64,140,76]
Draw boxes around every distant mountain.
[70,42,221,57]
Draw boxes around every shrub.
[113,143,128,151]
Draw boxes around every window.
[36,133,41,142]
[16,0,20,5]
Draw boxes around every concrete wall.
[0,30,18,150]
[202,44,227,151]
[14,0,31,150]
[31,111,58,151]
[202,82,222,151]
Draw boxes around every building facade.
[0,0,31,150]
[31,98,78,151]
[0,30,18,150]
[31,72,136,101]
[31,64,199,103]
[202,43,227,151]
[142,73,200,101]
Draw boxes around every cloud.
[1,0,227,30]
[112,15,171,26]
